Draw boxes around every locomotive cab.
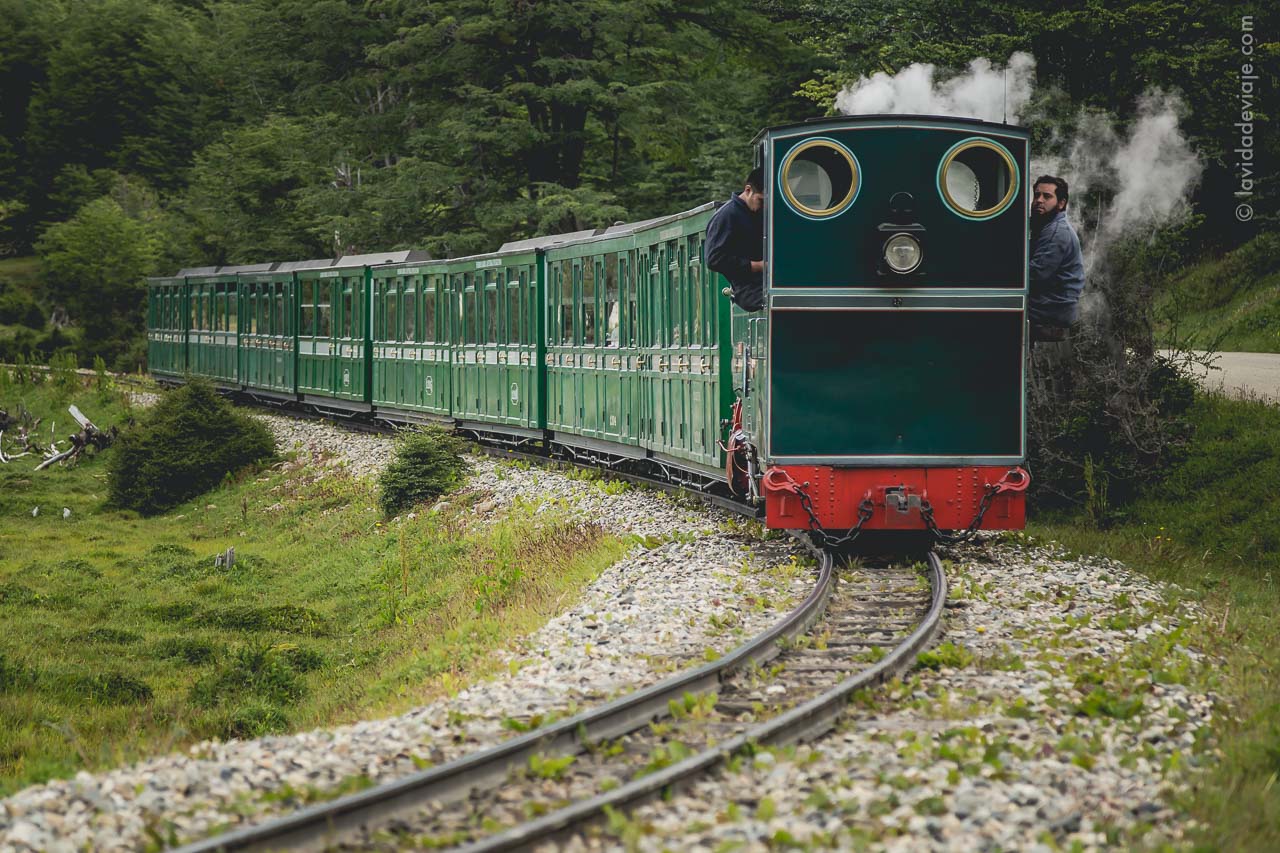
[736,115,1031,538]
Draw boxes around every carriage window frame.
[317,281,333,338]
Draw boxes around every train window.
[214,289,225,331]
[626,254,638,347]
[506,277,520,345]
[424,285,440,338]
[460,290,473,344]
[318,282,332,337]
[422,289,436,343]
[403,278,416,342]
[668,248,681,347]
[687,240,703,347]
[275,284,286,335]
[300,282,315,336]
[559,260,574,345]
[581,259,596,346]
[520,269,530,343]
[227,288,237,333]
[779,138,859,219]
[603,253,619,348]
[387,281,399,341]
[189,293,197,331]
[485,287,498,343]
[938,138,1018,220]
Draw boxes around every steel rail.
[456,550,947,853]
[175,539,835,853]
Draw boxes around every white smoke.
[834,52,1036,123]
[1033,90,1203,275]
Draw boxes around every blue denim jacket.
[1028,210,1085,326]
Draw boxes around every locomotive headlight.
[883,233,922,274]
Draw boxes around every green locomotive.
[147,114,1029,538]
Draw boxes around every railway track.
[126,389,949,852]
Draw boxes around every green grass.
[0,376,626,796]
[1026,390,1280,850]
[1156,233,1280,353]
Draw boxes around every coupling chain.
[920,483,1001,546]
[796,488,874,548]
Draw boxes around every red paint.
[763,465,1027,531]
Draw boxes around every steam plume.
[834,53,1036,123]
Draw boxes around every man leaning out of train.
[706,167,766,312]
[1028,174,1085,343]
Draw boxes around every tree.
[36,178,175,367]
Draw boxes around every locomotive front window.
[938,138,1018,220]
[780,139,859,218]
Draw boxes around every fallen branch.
[32,405,117,471]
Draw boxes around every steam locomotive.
[148,114,1030,540]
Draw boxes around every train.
[147,114,1030,543]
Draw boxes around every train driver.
[1028,174,1085,342]
[706,167,766,312]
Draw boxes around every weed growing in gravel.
[526,752,575,780]
[916,642,974,671]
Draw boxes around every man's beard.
[1030,209,1053,229]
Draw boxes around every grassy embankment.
[1155,233,1280,353]
[0,374,627,797]
[1027,390,1280,849]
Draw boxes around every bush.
[107,378,275,515]
[0,284,44,328]
[377,426,469,516]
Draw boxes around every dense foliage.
[108,379,275,514]
[0,0,1272,366]
[378,427,470,516]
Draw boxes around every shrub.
[0,285,44,328]
[107,379,275,515]
[377,426,469,516]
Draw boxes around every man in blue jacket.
[706,167,765,312]
[1029,175,1085,342]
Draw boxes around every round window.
[937,138,1019,220]
[779,139,860,219]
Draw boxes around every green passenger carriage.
[237,267,296,399]
[146,275,187,377]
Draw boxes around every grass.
[1155,233,1280,353]
[0,375,626,796]
[1026,390,1280,850]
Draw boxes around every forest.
[0,0,1274,367]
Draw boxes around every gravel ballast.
[590,536,1216,852]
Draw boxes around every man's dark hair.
[745,167,764,192]
[1034,175,1069,204]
